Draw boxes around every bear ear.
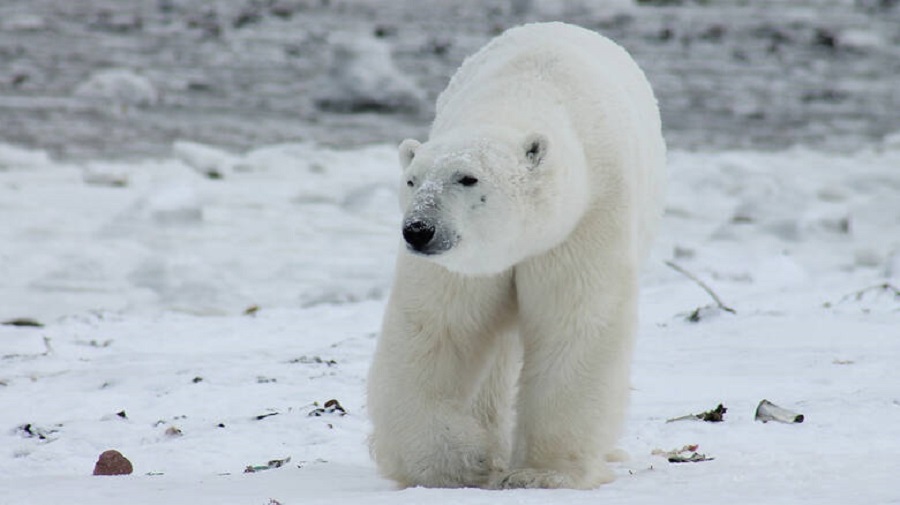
[398,139,421,169]
[523,133,548,169]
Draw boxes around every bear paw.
[404,444,501,488]
[373,415,505,488]
[493,469,575,489]
[493,464,615,490]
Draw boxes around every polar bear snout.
[403,219,436,251]
[402,217,457,257]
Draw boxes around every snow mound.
[314,35,425,114]
[881,129,900,151]
[81,162,130,187]
[74,69,159,108]
[0,143,53,170]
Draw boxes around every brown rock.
[93,449,133,476]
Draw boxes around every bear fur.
[367,22,666,490]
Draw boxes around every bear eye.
[458,175,478,187]
[406,180,414,188]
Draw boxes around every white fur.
[367,22,666,490]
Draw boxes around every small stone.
[93,450,133,476]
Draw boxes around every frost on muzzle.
[402,180,457,256]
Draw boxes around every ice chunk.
[173,141,238,179]
[74,69,159,108]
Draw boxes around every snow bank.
[2,139,898,320]
[0,142,400,321]
[656,146,900,283]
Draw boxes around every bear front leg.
[499,252,638,489]
[367,258,516,488]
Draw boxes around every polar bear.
[367,22,666,490]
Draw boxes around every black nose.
[403,220,435,250]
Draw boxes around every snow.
[0,142,399,320]
[2,138,900,504]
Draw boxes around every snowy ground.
[2,136,899,504]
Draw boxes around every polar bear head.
[396,128,590,275]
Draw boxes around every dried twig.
[665,261,736,315]
[838,282,900,303]
[824,283,900,311]
[254,411,279,421]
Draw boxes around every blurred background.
[1,0,899,160]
